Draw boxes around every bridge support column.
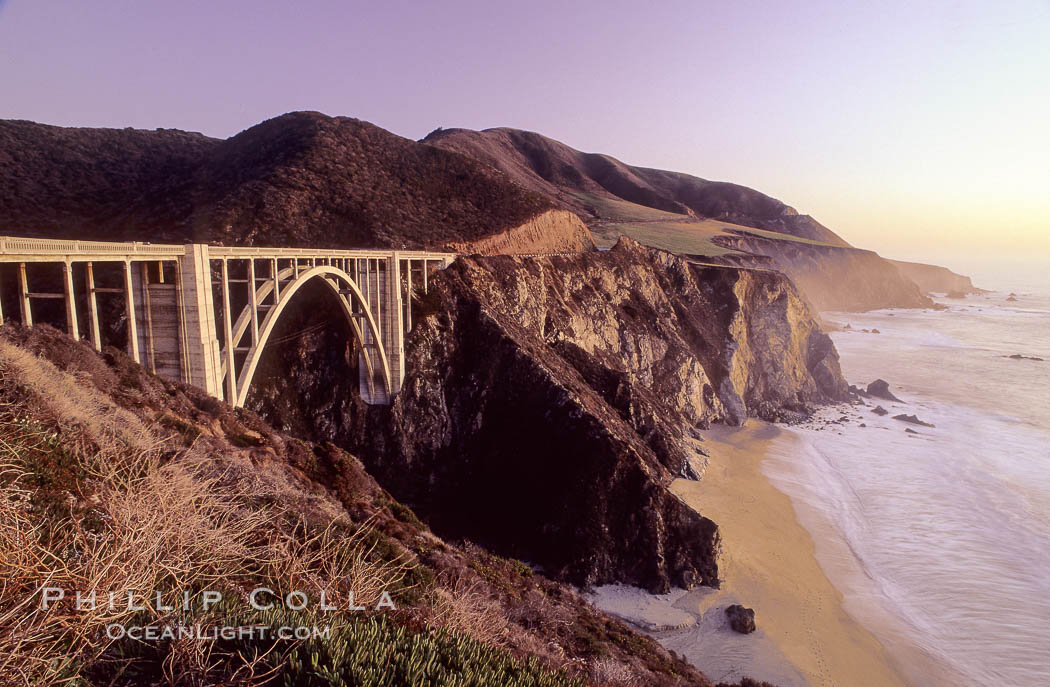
[18,263,31,326]
[178,244,223,399]
[85,262,101,351]
[219,259,236,403]
[62,261,79,341]
[133,261,181,380]
[123,262,140,363]
[384,252,406,396]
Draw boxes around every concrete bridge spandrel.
[0,237,456,406]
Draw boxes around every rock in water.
[894,414,935,427]
[866,379,902,401]
[725,605,756,634]
[872,406,889,416]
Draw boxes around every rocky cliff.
[711,231,934,311]
[889,259,983,295]
[247,239,848,593]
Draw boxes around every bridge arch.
[232,265,392,407]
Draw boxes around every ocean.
[763,277,1050,686]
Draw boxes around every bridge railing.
[0,236,456,264]
[208,245,456,261]
[0,236,187,257]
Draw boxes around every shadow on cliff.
[245,240,848,596]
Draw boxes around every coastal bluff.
[285,238,849,593]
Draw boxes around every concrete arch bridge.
[0,236,455,405]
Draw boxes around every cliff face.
[711,232,934,311]
[445,209,596,255]
[889,259,982,295]
[370,239,847,592]
[249,239,847,592]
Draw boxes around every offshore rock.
[866,379,901,402]
[894,414,935,427]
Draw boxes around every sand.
[590,420,914,687]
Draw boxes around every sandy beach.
[591,420,914,686]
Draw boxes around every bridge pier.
[178,244,224,398]
[385,253,405,396]
[18,262,31,326]
[85,262,102,351]
[62,262,78,342]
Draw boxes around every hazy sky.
[1,0,1047,276]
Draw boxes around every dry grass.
[588,656,640,687]
[426,572,509,646]
[0,340,155,457]
[0,339,409,686]
[262,516,414,611]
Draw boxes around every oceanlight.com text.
[105,624,332,641]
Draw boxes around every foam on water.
[762,287,1050,686]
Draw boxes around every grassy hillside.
[567,192,691,223]
[0,324,723,687]
[424,127,849,246]
[590,218,840,256]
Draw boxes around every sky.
[1,0,1048,281]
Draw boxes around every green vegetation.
[592,218,841,255]
[97,604,581,687]
[729,224,841,248]
[279,613,583,687]
[591,220,739,255]
[568,191,688,223]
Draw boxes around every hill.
[423,126,847,246]
[424,127,944,311]
[0,113,592,253]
